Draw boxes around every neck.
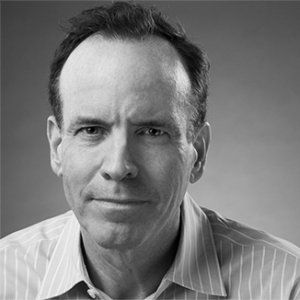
[81,214,181,299]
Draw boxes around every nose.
[100,136,138,181]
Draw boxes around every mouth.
[92,198,150,206]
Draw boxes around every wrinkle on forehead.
[59,35,191,103]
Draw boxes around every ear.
[190,122,211,183]
[47,115,63,177]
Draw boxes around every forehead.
[59,36,191,124]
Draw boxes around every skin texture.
[47,35,210,299]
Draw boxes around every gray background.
[1,1,300,246]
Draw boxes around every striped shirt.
[1,193,299,300]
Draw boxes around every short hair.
[49,1,210,131]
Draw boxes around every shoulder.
[0,210,73,251]
[0,211,74,299]
[201,206,300,299]
[202,206,300,258]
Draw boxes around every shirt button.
[87,288,97,299]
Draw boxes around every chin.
[89,222,145,251]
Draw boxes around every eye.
[82,127,100,135]
[145,128,165,136]
[77,126,106,139]
[143,128,166,136]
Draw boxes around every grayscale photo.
[1,1,300,299]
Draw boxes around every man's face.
[49,36,200,250]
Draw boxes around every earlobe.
[47,116,63,177]
[190,122,211,183]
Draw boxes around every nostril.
[125,170,136,179]
[124,162,138,179]
[102,172,112,180]
[101,161,138,181]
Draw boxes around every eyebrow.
[67,117,112,131]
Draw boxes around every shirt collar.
[37,193,226,299]
[37,213,90,300]
[165,193,227,296]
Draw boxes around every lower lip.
[91,199,152,222]
[92,199,149,209]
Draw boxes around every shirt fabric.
[1,193,300,300]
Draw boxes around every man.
[1,2,299,299]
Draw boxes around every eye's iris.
[148,128,163,136]
[84,127,100,135]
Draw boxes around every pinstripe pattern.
[1,194,299,299]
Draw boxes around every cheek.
[143,146,191,194]
[61,145,97,203]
